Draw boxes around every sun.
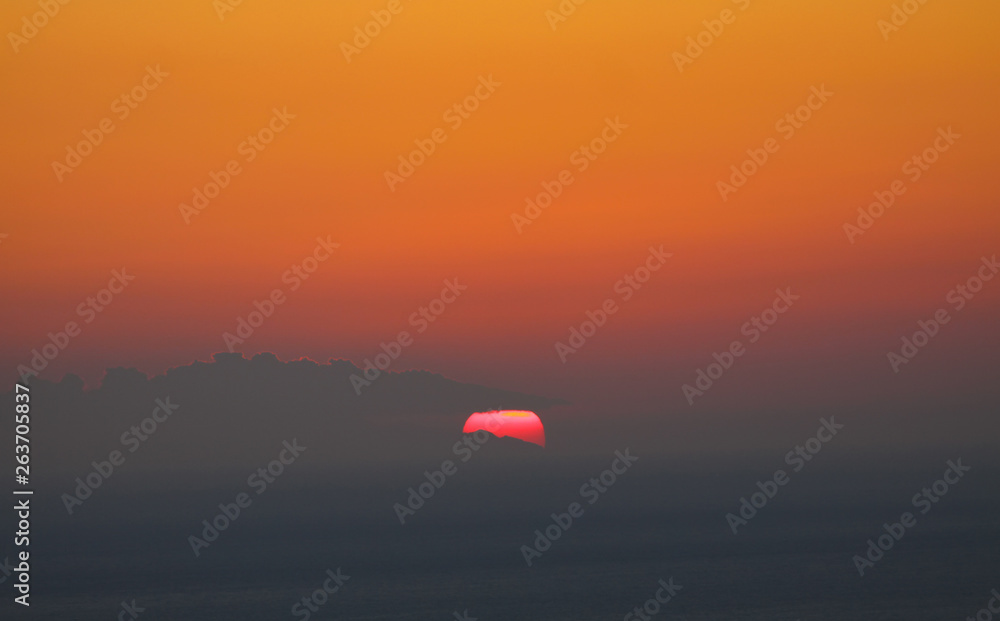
[463,410,546,447]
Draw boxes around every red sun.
[463,410,546,448]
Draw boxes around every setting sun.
[463,410,546,448]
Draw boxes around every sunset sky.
[3,0,999,426]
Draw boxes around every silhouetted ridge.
[4,352,566,477]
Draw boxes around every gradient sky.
[2,0,998,424]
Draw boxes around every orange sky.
[2,0,998,415]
